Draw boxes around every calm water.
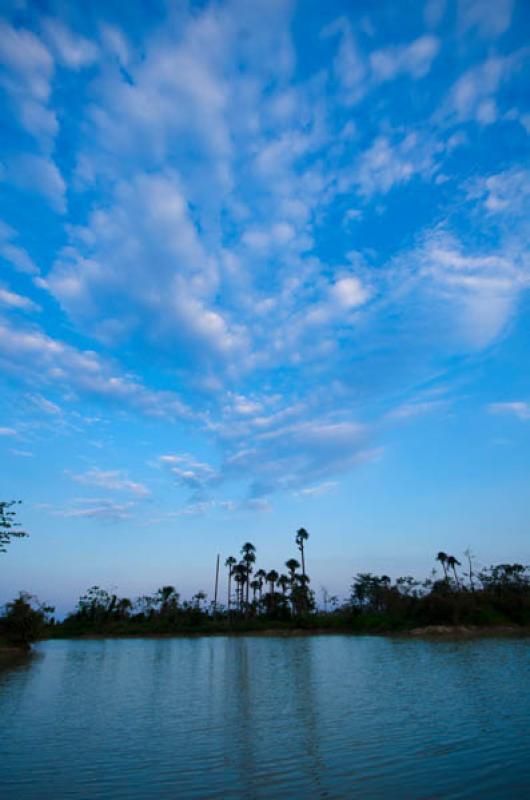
[1,636,530,799]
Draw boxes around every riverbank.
[42,623,530,641]
[0,637,30,657]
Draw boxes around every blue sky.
[1,0,530,612]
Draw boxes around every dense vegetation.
[0,592,54,650]
[41,540,530,639]
[2,505,530,647]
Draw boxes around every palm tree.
[232,563,246,612]
[255,568,267,610]
[266,569,279,597]
[277,574,289,597]
[241,542,256,612]
[295,527,309,579]
[464,547,475,591]
[157,585,178,615]
[193,590,206,609]
[285,558,300,583]
[436,552,449,580]
[225,556,236,612]
[285,559,300,614]
[250,579,260,603]
[446,555,461,589]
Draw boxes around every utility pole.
[213,553,220,615]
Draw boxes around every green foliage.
[0,500,28,553]
[1,592,54,648]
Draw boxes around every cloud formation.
[0,0,529,520]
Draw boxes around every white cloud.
[0,286,39,312]
[0,317,192,420]
[69,467,150,498]
[46,171,243,356]
[99,24,130,69]
[3,154,66,213]
[401,230,528,348]
[489,401,530,421]
[458,0,514,37]
[225,419,379,495]
[325,18,367,105]
[158,454,218,493]
[441,51,526,126]
[387,400,447,420]
[469,168,530,215]
[370,35,439,82]
[0,20,57,141]
[353,133,438,197]
[57,498,136,521]
[41,18,99,70]
[330,276,370,309]
[295,481,338,498]
[328,22,439,103]
[27,394,62,415]
[0,221,39,274]
[0,427,17,436]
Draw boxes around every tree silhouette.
[277,574,289,597]
[156,585,179,615]
[295,527,309,579]
[255,568,267,610]
[446,555,461,589]
[241,542,256,612]
[266,569,279,597]
[225,556,236,611]
[250,579,260,603]
[436,551,449,580]
[0,501,28,553]
[285,558,300,614]
[295,528,310,612]
[464,547,475,591]
[232,563,246,612]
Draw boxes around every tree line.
[2,502,530,647]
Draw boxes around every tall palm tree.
[446,555,461,589]
[295,527,309,579]
[225,556,236,612]
[241,542,256,612]
[464,547,475,591]
[436,552,449,580]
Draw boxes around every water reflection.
[1,636,530,799]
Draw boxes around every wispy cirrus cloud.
[0,286,40,312]
[68,468,150,498]
[57,498,136,521]
[489,401,530,421]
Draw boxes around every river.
[1,635,530,798]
